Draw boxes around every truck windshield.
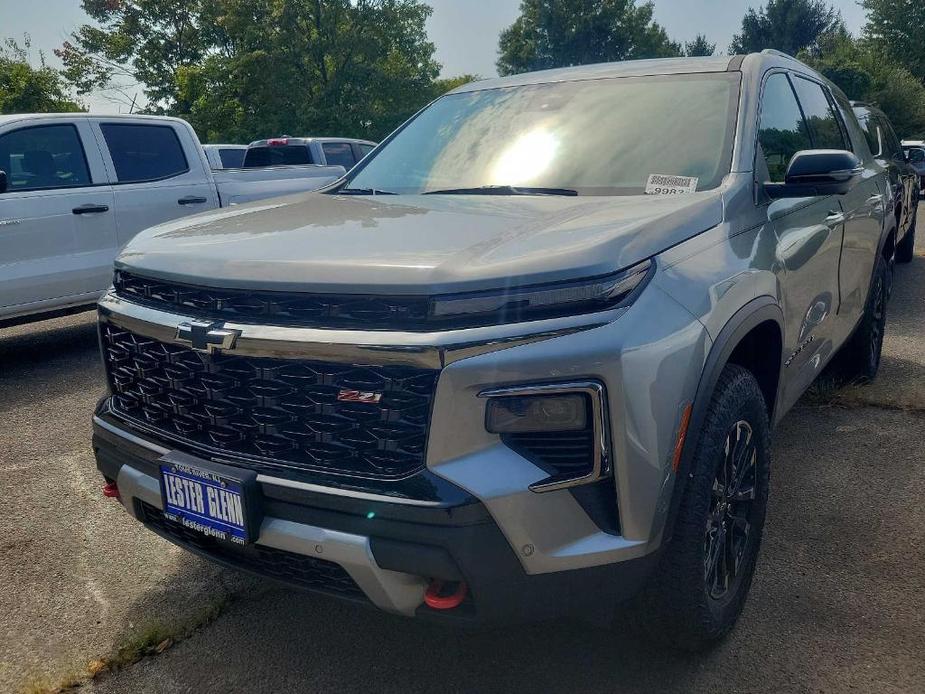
[345,73,740,196]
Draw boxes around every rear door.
[757,72,846,407]
[0,120,116,314]
[91,119,218,247]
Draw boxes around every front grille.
[138,501,365,599]
[102,325,438,480]
[114,271,432,330]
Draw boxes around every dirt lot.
[2,208,923,693]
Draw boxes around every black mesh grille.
[138,501,365,599]
[102,325,438,480]
[114,271,432,330]
[503,430,595,476]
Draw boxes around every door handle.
[178,196,208,205]
[825,211,845,225]
[72,204,110,215]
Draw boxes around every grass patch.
[19,595,232,693]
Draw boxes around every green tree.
[801,30,925,138]
[862,0,925,83]
[497,0,682,77]
[0,38,83,114]
[684,34,716,57]
[729,0,843,56]
[56,0,440,142]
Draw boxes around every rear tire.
[833,255,888,383]
[633,365,771,651]
[896,207,917,263]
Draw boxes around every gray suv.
[92,51,896,650]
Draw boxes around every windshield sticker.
[645,174,699,195]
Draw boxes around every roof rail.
[761,48,796,60]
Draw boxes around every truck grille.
[102,325,438,480]
[138,501,366,600]
[114,271,433,330]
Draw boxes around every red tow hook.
[424,579,468,610]
[102,481,120,499]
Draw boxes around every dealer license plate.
[160,460,249,545]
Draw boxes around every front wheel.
[633,364,771,651]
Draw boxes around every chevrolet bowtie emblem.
[176,320,241,353]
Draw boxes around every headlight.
[431,259,652,326]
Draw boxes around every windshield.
[345,73,740,196]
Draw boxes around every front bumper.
[94,407,658,625]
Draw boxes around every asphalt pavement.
[2,206,923,693]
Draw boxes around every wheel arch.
[662,296,784,544]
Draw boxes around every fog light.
[485,394,588,433]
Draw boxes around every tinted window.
[857,113,884,158]
[100,124,188,182]
[790,77,847,150]
[243,145,313,167]
[346,73,740,195]
[322,142,356,169]
[0,124,91,192]
[218,148,245,168]
[757,74,811,183]
[358,144,375,158]
[877,117,903,159]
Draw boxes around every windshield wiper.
[422,185,578,196]
[337,187,398,195]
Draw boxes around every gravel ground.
[2,207,923,693]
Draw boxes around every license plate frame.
[158,451,261,545]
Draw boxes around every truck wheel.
[834,255,888,383]
[895,209,917,263]
[633,364,770,651]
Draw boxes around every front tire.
[634,365,771,651]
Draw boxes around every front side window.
[100,123,188,183]
[322,142,356,169]
[0,124,91,192]
[757,73,811,183]
[790,77,847,150]
[346,73,741,195]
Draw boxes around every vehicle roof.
[0,112,187,127]
[247,136,377,147]
[203,143,248,149]
[449,50,826,94]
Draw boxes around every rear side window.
[0,124,91,192]
[757,74,811,182]
[358,144,375,158]
[100,124,188,183]
[790,77,847,150]
[243,146,313,167]
[877,117,904,159]
[218,148,245,168]
[321,142,356,169]
[857,114,884,158]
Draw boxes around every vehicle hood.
[117,190,724,294]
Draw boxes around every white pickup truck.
[0,114,346,327]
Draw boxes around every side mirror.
[908,148,925,164]
[0,169,7,194]
[765,150,862,200]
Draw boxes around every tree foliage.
[729,0,843,56]
[0,38,83,114]
[801,30,925,138]
[862,0,925,84]
[57,0,441,143]
[684,34,716,57]
[497,0,681,77]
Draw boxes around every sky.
[0,0,869,112]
